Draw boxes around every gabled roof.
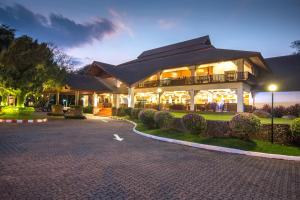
[65,74,112,92]
[137,35,212,59]
[262,54,300,91]
[91,35,269,86]
[116,48,265,86]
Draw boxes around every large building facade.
[53,36,300,115]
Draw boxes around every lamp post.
[157,88,162,110]
[268,84,277,143]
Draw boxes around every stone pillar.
[75,91,80,106]
[189,89,195,111]
[56,91,60,105]
[236,85,244,113]
[113,94,120,108]
[128,87,135,108]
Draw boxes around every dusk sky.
[0,0,299,67]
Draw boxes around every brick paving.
[0,118,299,200]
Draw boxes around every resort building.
[49,35,300,115]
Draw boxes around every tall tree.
[0,35,66,106]
[291,40,300,54]
[0,24,15,52]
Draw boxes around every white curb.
[113,117,300,161]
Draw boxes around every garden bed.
[134,120,300,156]
[171,112,293,124]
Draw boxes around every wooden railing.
[137,72,255,88]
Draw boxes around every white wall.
[254,91,300,108]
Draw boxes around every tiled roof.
[92,35,268,86]
[263,54,300,91]
[65,74,112,92]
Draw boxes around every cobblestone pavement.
[0,118,299,200]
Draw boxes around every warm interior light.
[268,84,277,92]
[157,88,162,93]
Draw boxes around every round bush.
[229,113,261,140]
[182,113,207,134]
[154,111,174,129]
[131,108,142,119]
[138,109,157,128]
[116,107,126,116]
[124,107,132,116]
[253,109,271,118]
[290,118,300,137]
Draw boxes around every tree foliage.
[0,25,68,106]
[291,40,300,55]
[0,24,15,52]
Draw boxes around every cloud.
[158,19,176,30]
[108,8,134,38]
[0,4,116,48]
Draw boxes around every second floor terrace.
[137,71,256,88]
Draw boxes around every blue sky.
[0,0,300,67]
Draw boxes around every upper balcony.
[137,72,256,88]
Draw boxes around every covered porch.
[132,82,253,112]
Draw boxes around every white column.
[190,65,196,83]
[93,92,98,107]
[128,87,135,108]
[236,85,244,112]
[189,89,195,111]
[116,80,121,88]
[75,91,80,106]
[56,91,60,105]
[113,94,120,108]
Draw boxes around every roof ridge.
[119,46,215,67]
[138,35,211,58]
[265,54,300,60]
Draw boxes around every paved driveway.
[0,118,299,200]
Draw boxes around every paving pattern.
[0,118,299,200]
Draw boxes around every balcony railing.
[137,72,256,88]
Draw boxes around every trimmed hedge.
[2,106,35,115]
[290,118,300,137]
[138,109,157,129]
[131,108,142,119]
[154,111,174,129]
[229,113,261,140]
[182,113,207,134]
[253,109,271,118]
[83,106,93,114]
[124,107,132,116]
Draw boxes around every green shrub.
[253,109,271,118]
[112,107,117,116]
[182,113,207,134]
[51,104,64,114]
[229,113,261,140]
[290,118,300,137]
[154,111,174,129]
[138,109,157,128]
[124,107,132,116]
[83,105,93,114]
[116,107,126,116]
[131,108,142,119]
[2,106,35,115]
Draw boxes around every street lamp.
[157,88,162,110]
[268,84,277,143]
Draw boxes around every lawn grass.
[0,112,46,120]
[135,122,300,156]
[171,112,293,124]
